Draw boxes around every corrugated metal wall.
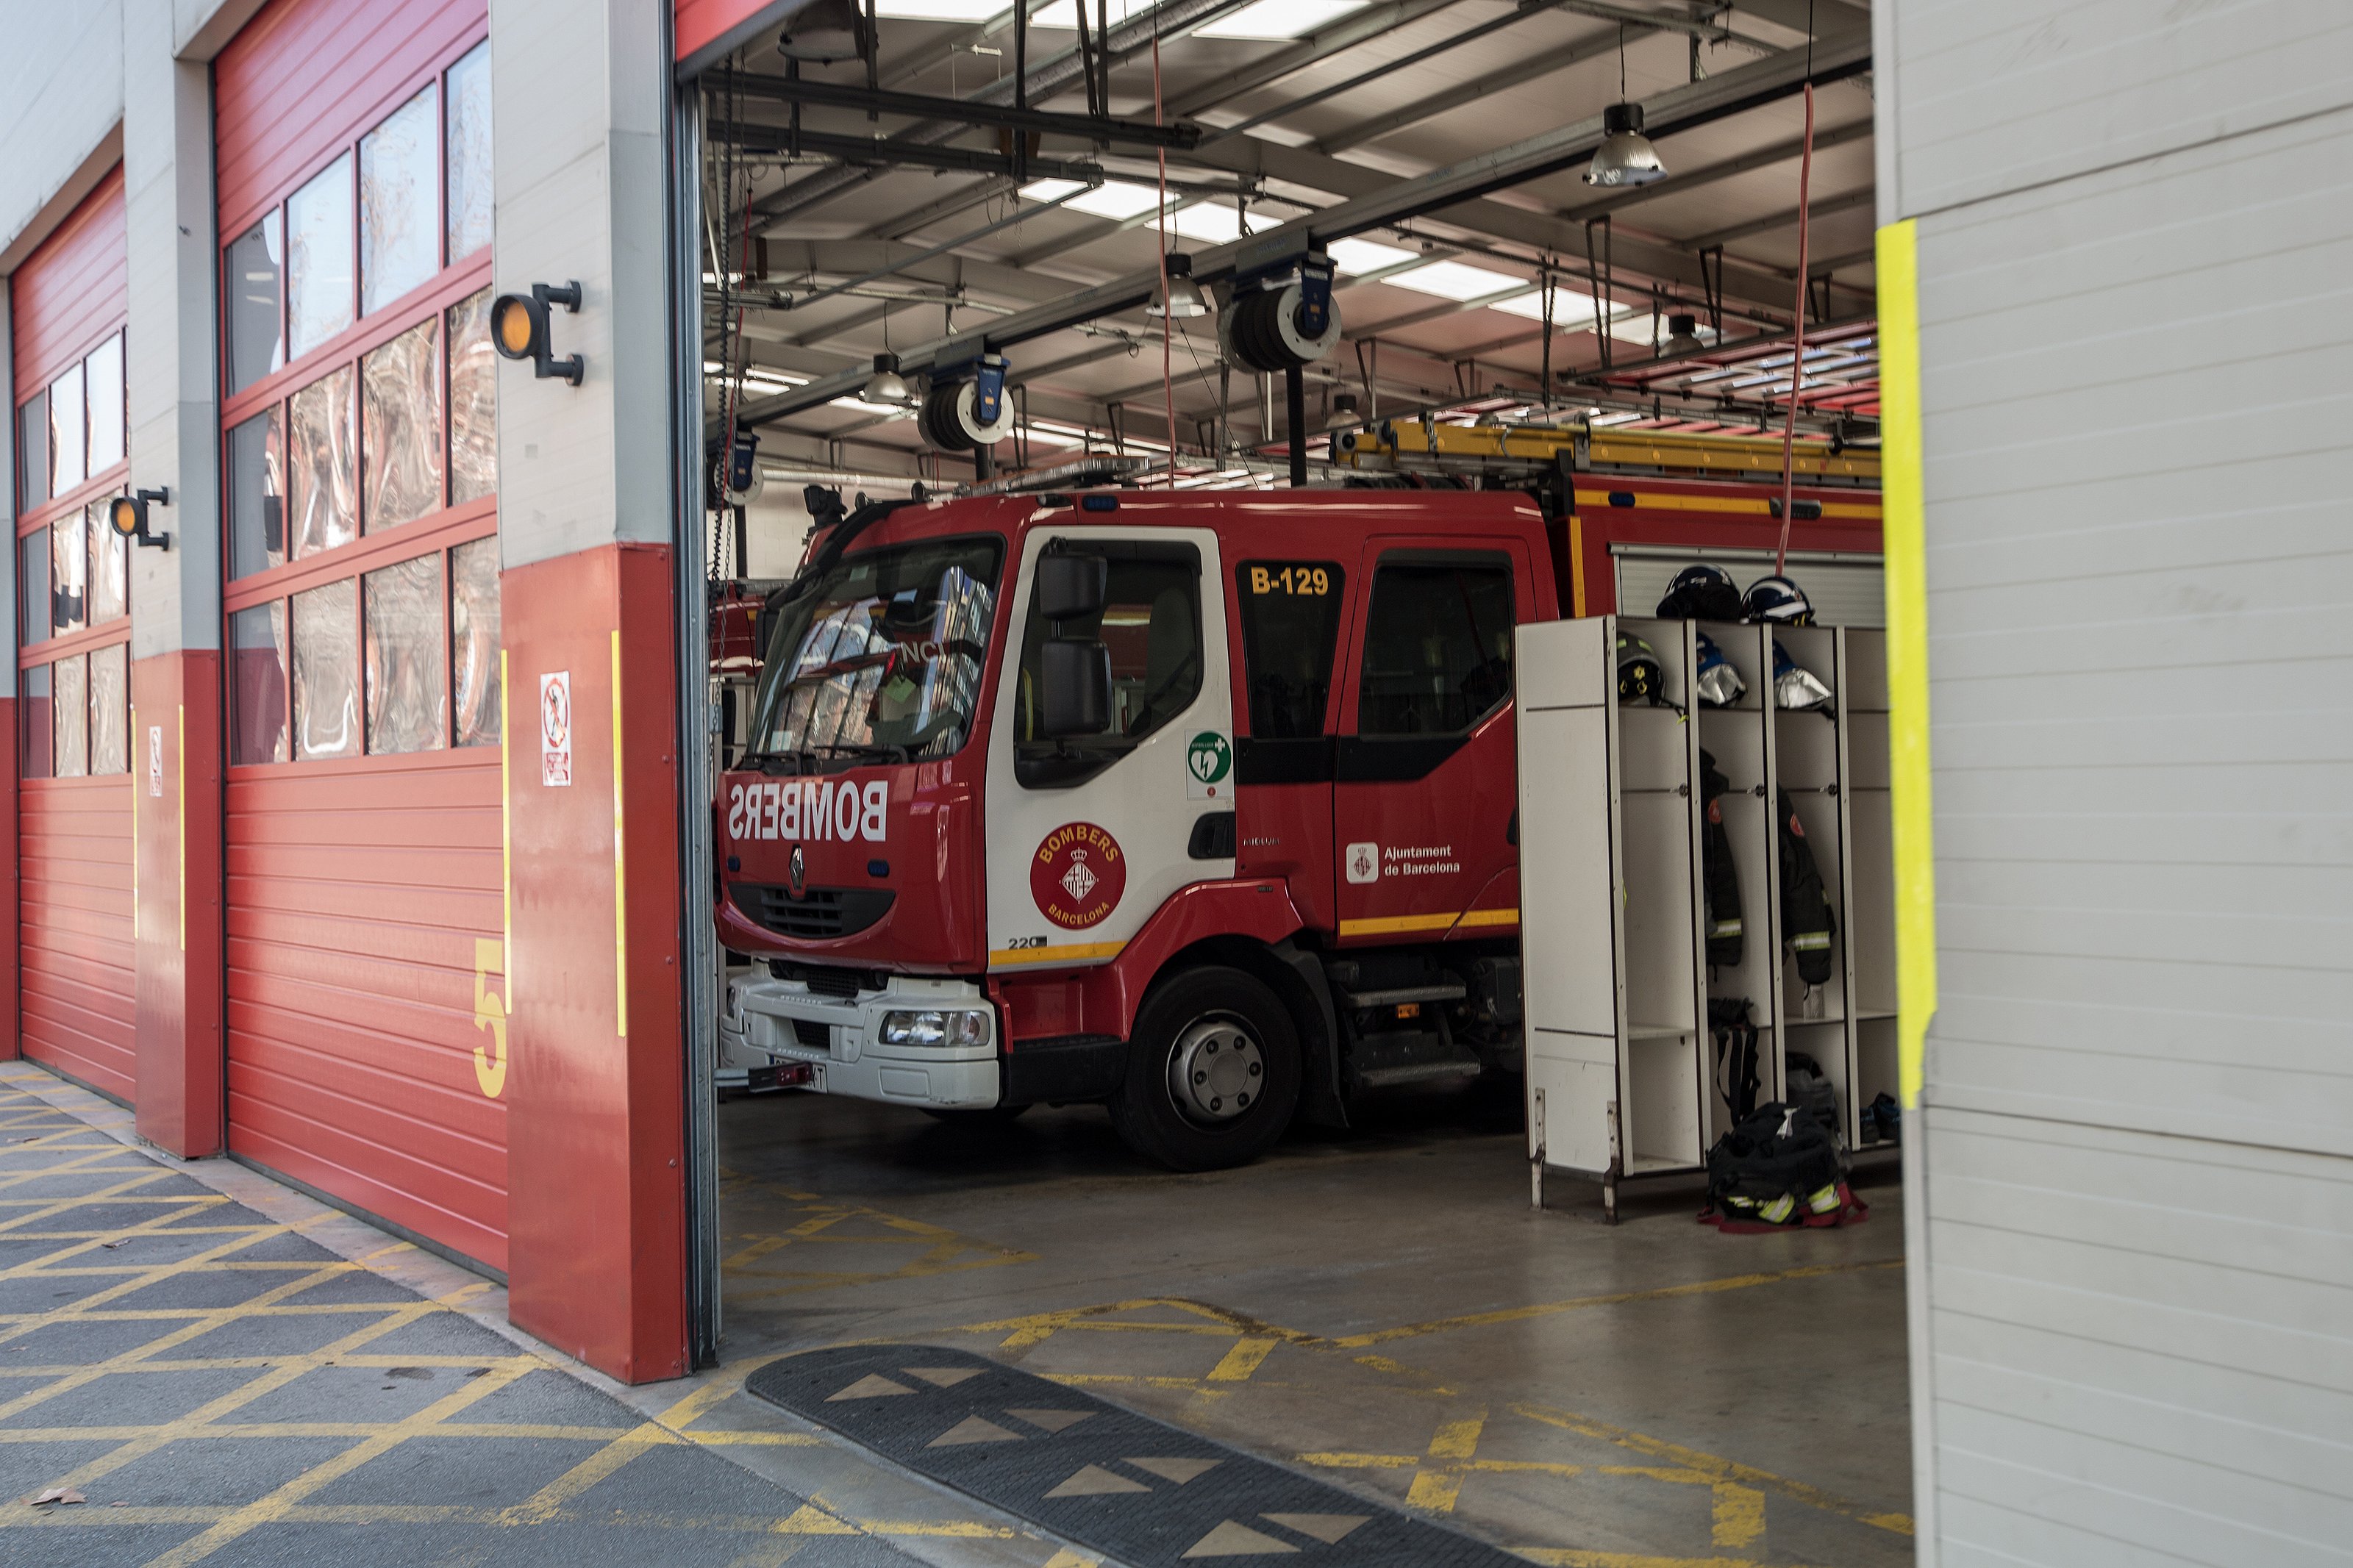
[1882,4,2353,1563]
[13,168,133,1101]
[215,0,507,1272]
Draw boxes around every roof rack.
[1332,419,1879,486]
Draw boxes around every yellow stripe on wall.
[611,631,628,1038]
[1877,218,1938,1111]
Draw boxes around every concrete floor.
[712,1078,1915,1567]
[3,1058,1913,1568]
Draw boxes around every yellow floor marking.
[1401,1410,1487,1512]
[1515,1401,1912,1536]
[1206,1336,1278,1382]
[1515,1553,1772,1567]
[774,1503,861,1535]
[721,1542,804,1568]
[135,1364,535,1568]
[685,1430,826,1447]
[1043,1550,1102,1567]
[723,1197,1036,1300]
[1334,1259,1903,1347]
[1712,1483,1765,1547]
[1296,1451,1422,1469]
[504,1421,685,1525]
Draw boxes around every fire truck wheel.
[1110,967,1300,1171]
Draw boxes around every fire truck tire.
[1110,967,1301,1172]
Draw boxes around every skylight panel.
[1324,237,1418,274]
[1382,259,1530,302]
[1196,0,1368,40]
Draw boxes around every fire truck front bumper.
[721,972,1001,1109]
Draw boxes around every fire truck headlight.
[879,1009,992,1048]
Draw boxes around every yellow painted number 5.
[474,937,509,1098]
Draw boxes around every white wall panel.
[1888,7,2353,1562]
[1885,0,2353,218]
[0,2,123,270]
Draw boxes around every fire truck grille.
[735,885,896,942]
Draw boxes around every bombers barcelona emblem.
[1031,823,1127,931]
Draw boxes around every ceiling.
[698,0,1878,484]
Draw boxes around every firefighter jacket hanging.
[1699,750,1743,968]
[1777,790,1837,986]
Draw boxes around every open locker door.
[1513,617,1620,1201]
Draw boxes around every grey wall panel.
[0,1,123,265]
[1918,1111,2353,1567]
[1886,0,2353,218]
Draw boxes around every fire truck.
[715,430,1880,1170]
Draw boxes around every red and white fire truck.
[715,431,1879,1170]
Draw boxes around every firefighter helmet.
[1695,631,1747,707]
[1773,638,1833,710]
[1743,574,1815,625]
[1616,633,1665,705]
[1656,564,1743,621]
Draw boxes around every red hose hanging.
[1773,81,1815,575]
[1155,29,1177,485]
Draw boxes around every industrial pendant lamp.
[1586,102,1666,186]
[1149,253,1210,319]
[778,0,867,62]
[1586,29,1666,187]
[863,352,914,407]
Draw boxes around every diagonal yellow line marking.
[1332,1260,1904,1347]
[1514,1400,1912,1536]
[501,1420,685,1525]
[133,1360,536,1567]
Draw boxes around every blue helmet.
[1773,637,1833,710]
[1694,631,1747,707]
[1657,564,1743,621]
[1743,574,1815,626]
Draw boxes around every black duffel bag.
[1701,1101,1865,1231]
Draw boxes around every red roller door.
[215,0,510,1271]
[13,168,135,1101]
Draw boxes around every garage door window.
[222,34,500,767]
[15,323,132,781]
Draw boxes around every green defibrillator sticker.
[1187,731,1232,799]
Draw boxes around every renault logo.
[789,845,805,895]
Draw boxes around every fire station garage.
[6,2,2349,1567]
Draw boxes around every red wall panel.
[676,0,785,64]
[215,0,485,239]
[10,165,126,407]
[503,543,688,1381]
[224,754,508,1270]
[132,651,226,1158]
[0,695,14,1062]
[19,779,137,1100]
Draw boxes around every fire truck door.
[1332,543,1530,945]
[1229,558,1349,931]
[982,526,1235,973]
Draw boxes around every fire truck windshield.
[746,535,1003,767]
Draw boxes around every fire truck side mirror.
[1035,553,1107,620]
[1039,638,1113,737]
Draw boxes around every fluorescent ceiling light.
[1383,259,1529,302]
[1154,203,1280,245]
[1490,290,1658,340]
[1325,237,1418,274]
[1029,0,1153,27]
[1018,178,1163,221]
[1196,0,1368,40]
[871,0,1004,18]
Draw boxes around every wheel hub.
[1166,1017,1265,1125]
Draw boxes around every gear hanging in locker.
[1777,788,1837,987]
[1699,749,1743,967]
